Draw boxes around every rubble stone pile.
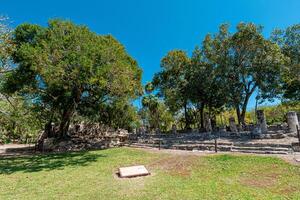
[42,122,129,152]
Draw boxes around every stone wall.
[132,110,300,140]
[42,122,129,152]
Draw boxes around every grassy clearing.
[0,147,300,200]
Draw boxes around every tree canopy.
[151,23,286,129]
[3,19,142,138]
[272,24,300,101]
[215,23,285,125]
[153,50,194,129]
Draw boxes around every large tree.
[272,24,300,101]
[206,23,285,125]
[188,38,228,129]
[153,50,193,129]
[3,19,142,138]
[140,83,173,132]
[141,82,160,130]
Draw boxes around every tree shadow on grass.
[0,151,106,174]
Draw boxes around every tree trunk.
[211,114,217,130]
[200,103,205,129]
[58,86,82,139]
[240,84,257,126]
[240,95,250,126]
[37,122,53,151]
[59,108,74,139]
[236,105,241,125]
[184,102,191,130]
[44,121,53,137]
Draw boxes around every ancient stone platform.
[118,165,150,178]
[128,133,300,155]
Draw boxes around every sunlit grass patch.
[0,148,299,200]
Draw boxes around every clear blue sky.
[2,0,300,109]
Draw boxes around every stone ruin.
[41,122,129,152]
[251,110,300,139]
[204,116,213,133]
[172,124,177,134]
[256,110,268,134]
[133,110,300,141]
[37,110,300,154]
[229,117,238,133]
[287,111,299,133]
[129,110,300,154]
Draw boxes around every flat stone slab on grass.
[118,165,150,178]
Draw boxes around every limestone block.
[256,110,268,134]
[287,111,299,133]
[172,124,177,134]
[229,117,238,133]
[204,117,212,132]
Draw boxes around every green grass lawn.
[0,147,300,200]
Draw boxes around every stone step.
[233,143,291,148]
[177,142,232,146]
[127,143,156,149]
[170,144,290,153]
[231,149,289,155]
[138,140,233,146]
[129,143,230,152]
[132,139,292,149]
[169,141,290,148]
[174,145,232,152]
[132,143,222,150]
[231,146,290,152]
[129,142,292,155]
